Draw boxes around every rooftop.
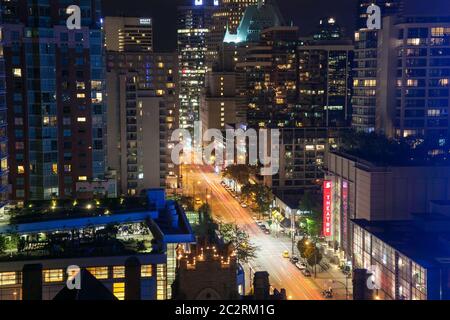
[336,132,450,167]
[0,189,195,262]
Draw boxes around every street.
[183,164,325,300]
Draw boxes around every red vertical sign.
[323,180,332,237]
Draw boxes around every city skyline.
[0,0,449,304]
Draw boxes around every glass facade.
[352,0,403,132]
[177,1,217,129]
[352,223,429,300]
[1,0,105,200]
[0,19,8,212]
[395,23,450,140]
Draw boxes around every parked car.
[302,269,312,277]
[263,228,270,235]
[195,198,202,205]
[252,215,258,221]
[240,202,248,208]
[295,262,306,270]
[282,250,290,258]
[290,256,299,264]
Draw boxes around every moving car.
[282,250,290,258]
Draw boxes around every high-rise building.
[235,26,299,129]
[200,71,246,131]
[106,51,179,195]
[105,15,178,195]
[221,0,261,34]
[377,15,450,141]
[1,0,106,201]
[104,16,153,52]
[223,0,284,44]
[177,0,219,129]
[312,17,345,41]
[352,0,403,132]
[0,15,8,216]
[210,0,261,51]
[298,19,354,127]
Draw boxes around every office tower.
[352,0,403,132]
[106,50,178,195]
[235,26,299,128]
[222,0,261,34]
[0,17,8,215]
[104,16,153,52]
[313,17,345,41]
[377,15,450,141]
[1,0,105,201]
[223,0,284,44]
[210,0,261,50]
[200,71,246,131]
[298,19,354,127]
[177,0,219,129]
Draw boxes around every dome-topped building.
[224,0,285,43]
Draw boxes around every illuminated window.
[91,80,102,90]
[76,82,85,90]
[76,93,85,98]
[113,282,125,300]
[156,264,166,300]
[141,265,152,277]
[43,269,64,283]
[431,27,444,37]
[0,272,17,286]
[13,68,21,77]
[113,266,125,279]
[156,89,165,96]
[64,165,71,172]
[157,62,164,68]
[78,176,88,181]
[86,267,108,279]
[52,164,58,174]
[17,165,25,174]
[77,117,86,122]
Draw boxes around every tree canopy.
[218,223,258,263]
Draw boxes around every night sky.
[102,0,449,51]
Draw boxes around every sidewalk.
[274,232,353,300]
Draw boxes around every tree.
[298,191,322,237]
[297,238,322,266]
[241,184,274,215]
[195,203,217,242]
[218,223,258,263]
[297,238,309,259]
[304,245,322,267]
[222,165,256,186]
[0,235,6,254]
[178,196,194,211]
